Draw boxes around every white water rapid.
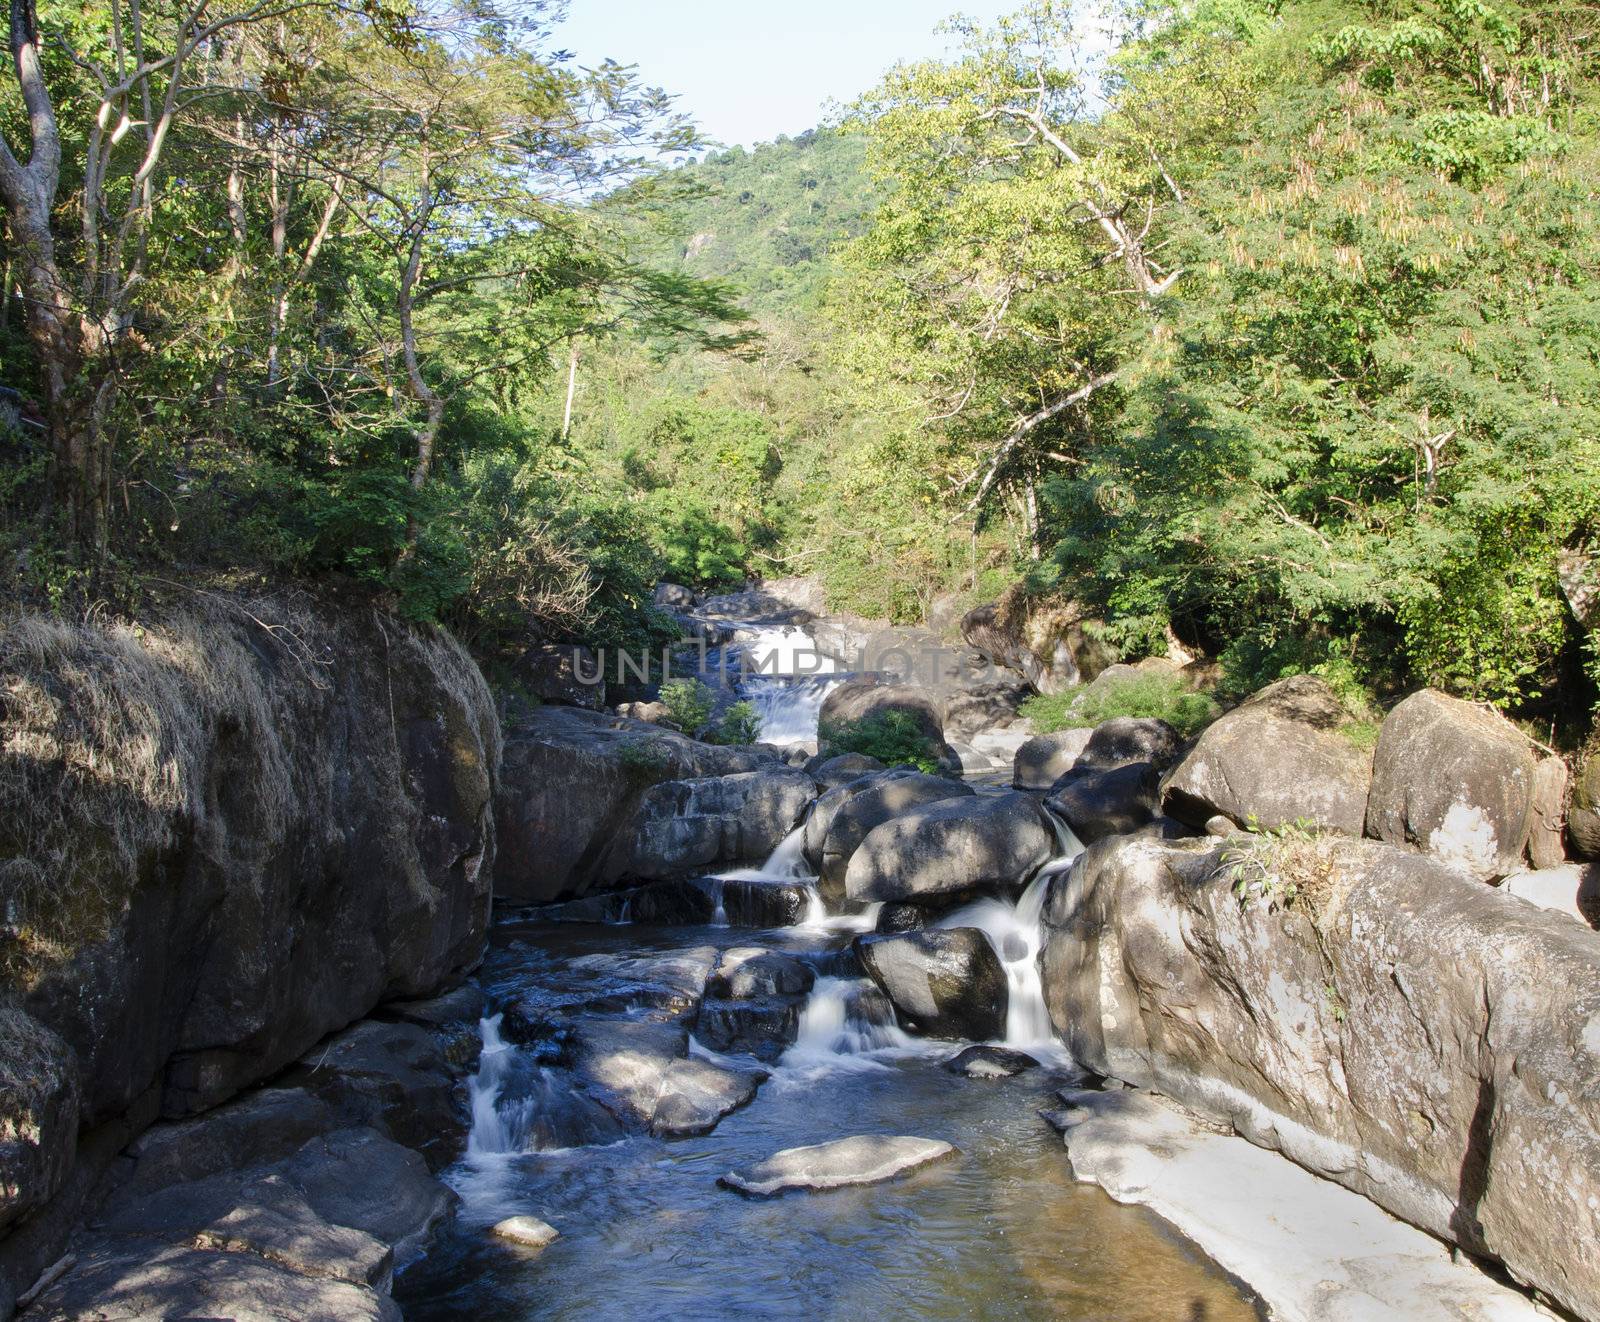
[937,831,1084,1051]
[734,625,846,746]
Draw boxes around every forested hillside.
[2,0,1596,727]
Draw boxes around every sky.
[551,0,1032,149]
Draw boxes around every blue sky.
[552,0,1032,148]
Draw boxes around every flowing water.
[397,906,1262,1321]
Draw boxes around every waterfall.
[733,624,846,746]
[936,831,1083,1050]
[760,825,811,879]
[784,977,915,1064]
[465,1014,517,1156]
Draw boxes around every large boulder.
[817,677,960,773]
[495,706,781,902]
[1013,729,1094,790]
[816,773,974,903]
[1365,689,1536,880]
[1041,831,1600,1321]
[844,792,1058,904]
[1075,716,1185,773]
[802,751,886,790]
[1162,675,1371,835]
[961,591,1116,695]
[507,643,605,710]
[1570,747,1600,860]
[1528,755,1570,870]
[0,595,498,1294]
[855,929,1007,1040]
[1045,763,1162,844]
[624,767,817,877]
[0,1007,79,1237]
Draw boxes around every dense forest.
[2,0,1597,729]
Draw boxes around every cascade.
[937,831,1084,1049]
[784,976,915,1063]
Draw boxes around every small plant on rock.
[711,700,763,746]
[658,677,715,735]
[819,709,941,774]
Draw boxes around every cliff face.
[0,593,499,1251]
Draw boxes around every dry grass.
[0,589,496,987]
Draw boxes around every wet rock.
[654,582,696,610]
[1013,729,1094,791]
[694,998,804,1063]
[709,949,815,1000]
[571,1019,764,1138]
[282,1020,459,1171]
[944,1046,1040,1079]
[1162,675,1371,836]
[1041,831,1600,1320]
[626,768,817,877]
[717,878,815,928]
[0,1006,80,1236]
[23,1239,402,1322]
[1500,862,1600,928]
[875,902,928,933]
[818,773,974,903]
[844,792,1057,904]
[1045,762,1160,844]
[491,1215,559,1250]
[1365,688,1536,879]
[855,929,1007,1040]
[719,1135,957,1197]
[380,985,486,1031]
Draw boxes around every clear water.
[395,919,1262,1321]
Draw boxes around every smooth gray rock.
[1162,675,1371,835]
[495,706,781,903]
[119,1087,334,1200]
[571,1019,764,1137]
[944,1045,1040,1079]
[1076,717,1185,773]
[278,1128,455,1269]
[845,791,1058,904]
[626,767,817,877]
[1528,756,1570,870]
[718,1135,956,1197]
[91,1171,392,1287]
[1572,748,1600,859]
[1013,728,1094,790]
[1366,688,1536,879]
[708,949,815,1000]
[24,1239,401,1322]
[1045,762,1160,843]
[1041,831,1600,1321]
[855,929,1007,1040]
[804,752,886,790]
[818,773,973,903]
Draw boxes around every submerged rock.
[844,791,1057,904]
[854,929,1007,1040]
[943,1045,1040,1079]
[491,1215,559,1250]
[718,1135,957,1197]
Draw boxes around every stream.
[396,901,1261,1321]
[394,618,1262,1318]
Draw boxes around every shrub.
[711,700,762,745]
[658,677,715,734]
[1021,673,1219,739]
[819,709,942,774]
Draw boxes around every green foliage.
[818,710,943,774]
[658,677,716,734]
[1020,674,1220,739]
[711,700,762,746]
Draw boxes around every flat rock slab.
[718,1135,956,1198]
[26,1239,400,1322]
[1056,1089,1545,1322]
